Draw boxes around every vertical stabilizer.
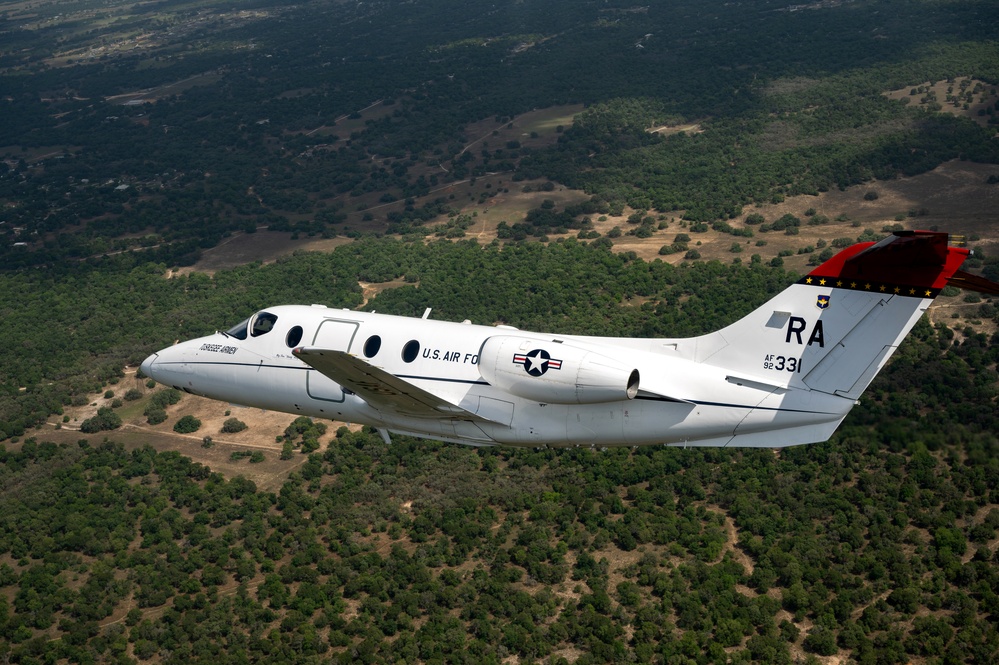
[695,232,970,398]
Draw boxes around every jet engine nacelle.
[479,335,639,404]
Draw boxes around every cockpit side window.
[225,318,250,340]
[251,312,279,337]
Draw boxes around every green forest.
[1,238,998,663]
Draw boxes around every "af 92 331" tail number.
[764,354,802,372]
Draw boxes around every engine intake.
[479,335,639,404]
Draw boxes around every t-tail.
[698,231,992,395]
[665,231,996,446]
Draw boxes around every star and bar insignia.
[513,349,562,376]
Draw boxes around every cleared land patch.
[884,76,999,128]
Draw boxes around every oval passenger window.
[286,326,304,348]
[402,340,420,363]
[364,335,382,358]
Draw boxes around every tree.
[222,418,248,434]
[80,407,121,433]
[173,415,202,434]
[145,408,167,425]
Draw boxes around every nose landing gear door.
[306,319,359,403]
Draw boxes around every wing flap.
[293,347,493,423]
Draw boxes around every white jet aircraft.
[141,231,996,448]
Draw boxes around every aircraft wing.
[293,347,494,422]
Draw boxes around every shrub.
[222,418,248,434]
[148,388,182,410]
[659,242,687,255]
[173,415,202,434]
[146,408,167,425]
[80,407,122,433]
[124,388,143,401]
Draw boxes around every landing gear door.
[306,319,359,402]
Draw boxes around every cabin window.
[225,318,250,340]
[251,311,278,337]
[286,326,304,348]
[402,340,420,363]
[363,335,382,358]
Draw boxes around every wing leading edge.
[293,347,497,424]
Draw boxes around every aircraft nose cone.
[140,353,158,381]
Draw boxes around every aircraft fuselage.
[142,233,982,449]
[142,303,850,448]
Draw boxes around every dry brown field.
[884,76,999,127]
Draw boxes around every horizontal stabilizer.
[948,269,999,295]
[293,347,494,423]
[807,231,968,294]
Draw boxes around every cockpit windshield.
[251,311,279,337]
[225,318,250,340]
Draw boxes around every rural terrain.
[1,0,998,663]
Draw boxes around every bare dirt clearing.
[51,386,357,493]
[885,76,998,127]
[635,159,999,273]
[179,231,353,275]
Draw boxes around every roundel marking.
[512,348,562,377]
